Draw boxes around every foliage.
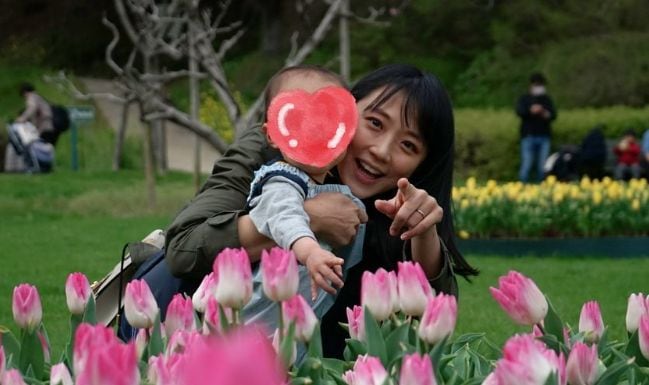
[199,91,248,144]
[454,106,649,181]
[453,176,649,238]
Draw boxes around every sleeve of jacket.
[515,95,531,118]
[165,126,269,280]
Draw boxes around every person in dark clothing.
[516,73,557,183]
[579,125,607,179]
[119,65,479,357]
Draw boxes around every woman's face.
[337,88,428,199]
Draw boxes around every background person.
[613,129,641,180]
[641,128,649,178]
[515,73,557,183]
[16,82,55,142]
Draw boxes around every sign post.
[66,106,95,171]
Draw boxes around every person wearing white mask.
[515,72,557,183]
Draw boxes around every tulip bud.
[361,269,393,321]
[135,328,148,359]
[492,334,565,385]
[165,294,196,337]
[124,279,159,329]
[213,248,253,309]
[192,273,216,313]
[12,283,42,332]
[490,271,548,326]
[566,342,599,385]
[148,353,182,385]
[625,293,647,333]
[50,363,73,385]
[400,353,437,385]
[74,323,120,376]
[344,355,388,385]
[397,261,434,316]
[261,247,299,302]
[75,341,139,385]
[639,314,649,361]
[346,305,365,342]
[418,293,457,345]
[3,369,28,385]
[388,270,400,314]
[282,294,318,342]
[578,301,604,343]
[65,272,92,315]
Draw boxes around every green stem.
[278,301,285,343]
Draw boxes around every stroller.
[6,122,54,173]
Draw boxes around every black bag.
[51,105,70,132]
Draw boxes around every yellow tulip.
[458,230,470,239]
[632,199,640,211]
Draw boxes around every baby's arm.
[248,175,343,295]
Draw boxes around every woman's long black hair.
[350,64,478,278]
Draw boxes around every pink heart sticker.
[266,86,358,168]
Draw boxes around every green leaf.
[83,295,97,325]
[538,334,567,356]
[0,327,21,369]
[543,297,564,341]
[307,324,323,358]
[450,333,486,353]
[280,322,296,368]
[363,306,387,365]
[429,336,449,382]
[296,356,322,380]
[218,304,230,332]
[344,339,367,361]
[595,357,634,385]
[19,330,45,380]
[543,371,559,385]
[385,323,411,363]
[147,314,164,357]
[626,331,649,367]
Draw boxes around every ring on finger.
[415,208,426,218]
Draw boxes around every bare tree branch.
[286,0,344,66]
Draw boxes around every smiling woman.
[143,64,478,358]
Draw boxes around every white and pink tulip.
[490,271,548,326]
[282,294,318,342]
[12,283,42,332]
[625,293,647,334]
[578,301,604,343]
[164,294,196,337]
[123,279,159,329]
[399,353,437,385]
[343,355,388,385]
[418,293,457,345]
[65,272,92,316]
[50,363,73,385]
[212,248,253,309]
[639,314,649,361]
[566,342,599,385]
[347,305,366,342]
[397,261,434,316]
[361,269,393,321]
[490,334,565,385]
[261,247,299,302]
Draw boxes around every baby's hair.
[263,65,347,116]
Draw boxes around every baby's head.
[263,66,356,181]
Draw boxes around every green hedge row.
[454,106,649,181]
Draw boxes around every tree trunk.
[189,18,202,192]
[112,100,129,171]
[339,0,350,82]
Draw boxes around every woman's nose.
[369,136,392,163]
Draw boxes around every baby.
[242,65,366,326]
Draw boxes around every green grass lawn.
[1,169,647,360]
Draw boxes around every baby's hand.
[305,248,344,299]
[292,237,344,299]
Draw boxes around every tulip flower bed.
[453,176,649,238]
[3,248,649,385]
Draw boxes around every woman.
[159,64,478,356]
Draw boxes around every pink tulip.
[261,247,299,302]
[166,330,202,356]
[165,294,196,337]
[578,301,604,343]
[50,363,73,385]
[74,323,121,375]
[388,270,400,313]
[3,369,27,385]
[566,342,599,385]
[0,347,4,379]
[192,272,217,313]
[639,314,649,361]
[400,353,437,385]
[625,293,647,333]
[213,248,253,309]
[347,305,366,342]
[176,327,286,385]
[148,353,183,385]
[418,293,457,345]
[397,261,434,316]
[12,283,42,331]
[135,328,148,358]
[492,334,565,385]
[75,340,139,385]
[282,294,318,342]
[124,279,159,329]
[361,269,393,321]
[482,373,499,385]
[490,271,548,326]
[65,272,92,315]
[343,355,388,385]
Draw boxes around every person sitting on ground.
[613,129,641,180]
[16,83,55,143]
[641,128,649,178]
[578,125,607,179]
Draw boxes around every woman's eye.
[402,141,418,153]
[367,117,381,129]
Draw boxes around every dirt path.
[80,78,220,173]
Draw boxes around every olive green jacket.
[165,126,458,295]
